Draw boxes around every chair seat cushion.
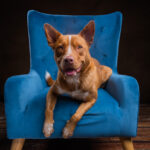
[8,87,122,139]
[53,88,122,138]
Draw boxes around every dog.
[43,20,112,138]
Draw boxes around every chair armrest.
[105,73,140,109]
[105,73,140,136]
[4,69,43,112]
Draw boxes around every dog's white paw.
[62,126,73,139]
[43,122,54,137]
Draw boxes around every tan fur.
[43,21,112,138]
[46,76,54,86]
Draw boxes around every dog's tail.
[45,71,55,86]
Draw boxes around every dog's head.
[44,21,95,77]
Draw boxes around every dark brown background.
[0,0,150,103]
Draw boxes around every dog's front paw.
[62,121,76,139]
[43,122,54,137]
[63,126,73,139]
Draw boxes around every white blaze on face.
[65,35,72,56]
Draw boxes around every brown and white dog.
[43,21,112,138]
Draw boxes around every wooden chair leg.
[120,137,134,150]
[11,139,25,150]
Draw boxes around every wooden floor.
[0,102,150,150]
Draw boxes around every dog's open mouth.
[63,66,81,76]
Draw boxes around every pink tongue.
[66,70,76,76]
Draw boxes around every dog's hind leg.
[62,98,96,139]
[100,65,112,83]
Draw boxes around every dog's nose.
[64,56,74,64]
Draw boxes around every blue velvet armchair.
[4,10,139,150]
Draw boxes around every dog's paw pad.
[62,127,73,139]
[43,123,54,137]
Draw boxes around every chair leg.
[11,139,25,150]
[120,137,134,150]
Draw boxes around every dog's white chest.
[56,86,89,100]
[70,90,89,100]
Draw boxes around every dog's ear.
[44,23,61,48]
[79,20,95,47]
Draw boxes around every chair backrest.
[27,10,122,85]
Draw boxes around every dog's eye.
[57,45,64,50]
[55,46,64,57]
[77,45,83,49]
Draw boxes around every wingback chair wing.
[4,10,140,150]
